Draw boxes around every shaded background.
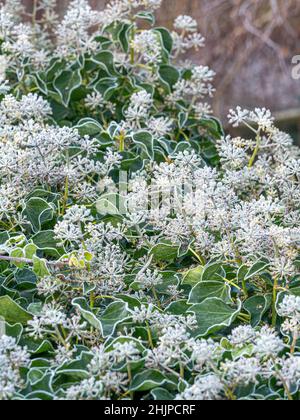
[22,0,300,140]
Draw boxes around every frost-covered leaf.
[100,301,130,337]
[188,281,231,304]
[72,297,102,333]
[53,69,82,106]
[244,294,272,327]
[0,296,32,325]
[130,369,172,392]
[22,198,55,233]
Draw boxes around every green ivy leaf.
[182,266,203,285]
[201,263,226,282]
[10,248,26,269]
[32,230,65,258]
[159,65,180,92]
[92,51,118,76]
[74,118,102,137]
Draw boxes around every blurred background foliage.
[21,0,300,142]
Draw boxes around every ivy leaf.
[135,11,155,25]
[74,118,102,137]
[24,244,38,260]
[159,65,180,92]
[154,28,173,55]
[151,388,174,400]
[182,266,203,285]
[189,298,241,337]
[53,69,82,106]
[72,297,102,332]
[100,301,130,338]
[32,230,65,258]
[150,241,180,262]
[245,261,270,280]
[0,296,32,325]
[32,256,50,278]
[10,248,26,269]
[201,263,226,282]
[178,111,189,129]
[188,281,231,304]
[244,294,272,327]
[94,77,119,100]
[92,51,118,76]
[4,322,23,342]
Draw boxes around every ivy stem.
[130,25,136,65]
[32,0,38,27]
[180,363,185,379]
[152,287,161,309]
[248,133,261,168]
[272,357,293,401]
[242,279,248,298]
[222,276,242,291]
[145,321,154,350]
